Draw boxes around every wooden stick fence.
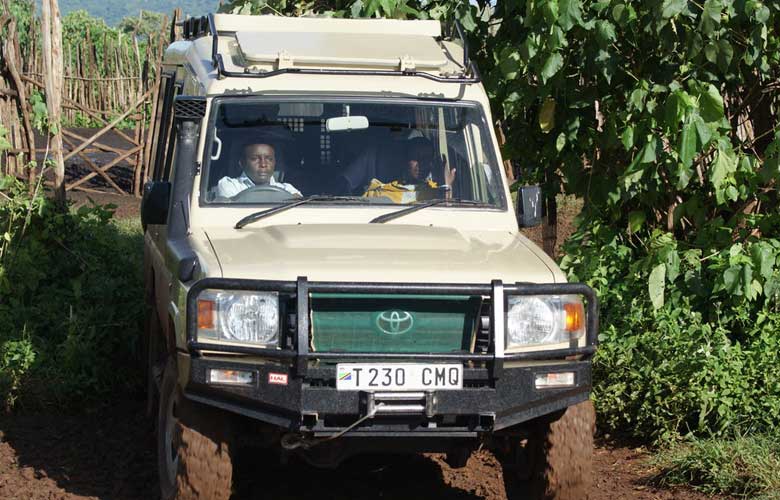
[0,6,175,197]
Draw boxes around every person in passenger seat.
[215,142,302,198]
[364,137,456,203]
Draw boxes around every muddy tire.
[502,400,595,500]
[144,307,164,419]
[157,358,233,500]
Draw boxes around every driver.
[215,142,302,199]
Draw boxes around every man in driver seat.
[216,142,302,199]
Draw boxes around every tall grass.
[653,435,780,499]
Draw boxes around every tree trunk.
[42,0,66,208]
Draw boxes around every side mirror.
[516,185,543,228]
[141,181,171,230]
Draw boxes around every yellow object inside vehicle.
[363,178,440,203]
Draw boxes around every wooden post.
[42,0,66,207]
[1,2,37,190]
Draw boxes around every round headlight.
[507,297,557,345]
[218,293,279,344]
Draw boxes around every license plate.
[336,363,463,391]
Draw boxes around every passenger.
[215,142,302,199]
[400,137,456,186]
[364,137,456,203]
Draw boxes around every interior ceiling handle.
[210,131,222,160]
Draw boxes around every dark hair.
[242,141,275,153]
[405,137,434,162]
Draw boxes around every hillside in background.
[60,0,219,25]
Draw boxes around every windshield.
[201,98,505,208]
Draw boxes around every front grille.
[310,293,482,353]
[474,300,492,354]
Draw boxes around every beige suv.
[141,13,598,500]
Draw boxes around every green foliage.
[653,434,780,499]
[117,10,166,40]
[219,0,485,29]
[0,176,144,410]
[562,223,780,441]
[0,125,11,152]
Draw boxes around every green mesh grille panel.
[310,294,481,353]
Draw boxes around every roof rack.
[179,14,479,84]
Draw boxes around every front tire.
[157,358,234,500]
[501,400,595,500]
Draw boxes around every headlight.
[505,295,585,349]
[196,290,279,347]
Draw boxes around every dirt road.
[0,400,720,500]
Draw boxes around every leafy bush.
[0,176,144,410]
[562,223,780,441]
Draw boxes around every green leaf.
[710,142,737,188]
[539,98,556,132]
[704,41,718,64]
[629,87,647,111]
[519,36,539,62]
[677,164,693,189]
[716,39,734,71]
[628,211,645,233]
[540,53,564,84]
[558,0,584,31]
[596,20,616,48]
[612,3,637,26]
[458,7,478,31]
[661,0,687,19]
[700,84,724,123]
[641,136,658,164]
[679,116,698,167]
[723,265,741,295]
[649,263,666,309]
[742,264,754,299]
[750,243,775,279]
[499,47,523,79]
[699,0,723,36]
[693,114,713,145]
[556,132,567,152]
[665,248,681,282]
[621,126,635,151]
[542,0,560,24]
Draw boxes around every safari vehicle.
[142,13,598,500]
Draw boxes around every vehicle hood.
[203,224,560,284]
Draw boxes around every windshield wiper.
[235,196,368,229]
[370,198,490,224]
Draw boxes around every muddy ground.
[0,399,722,500]
[2,134,722,499]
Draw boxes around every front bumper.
[183,278,598,436]
[185,357,591,436]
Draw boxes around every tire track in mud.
[0,401,722,500]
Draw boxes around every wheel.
[230,184,295,203]
[501,400,595,500]
[144,306,164,419]
[157,358,233,500]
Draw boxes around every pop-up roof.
[178,14,477,82]
[235,31,448,70]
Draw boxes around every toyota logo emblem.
[376,310,414,335]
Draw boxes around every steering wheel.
[230,184,295,203]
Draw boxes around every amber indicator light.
[198,300,216,330]
[563,302,584,332]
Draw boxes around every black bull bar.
[185,278,599,379]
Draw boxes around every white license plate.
[336,363,463,391]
